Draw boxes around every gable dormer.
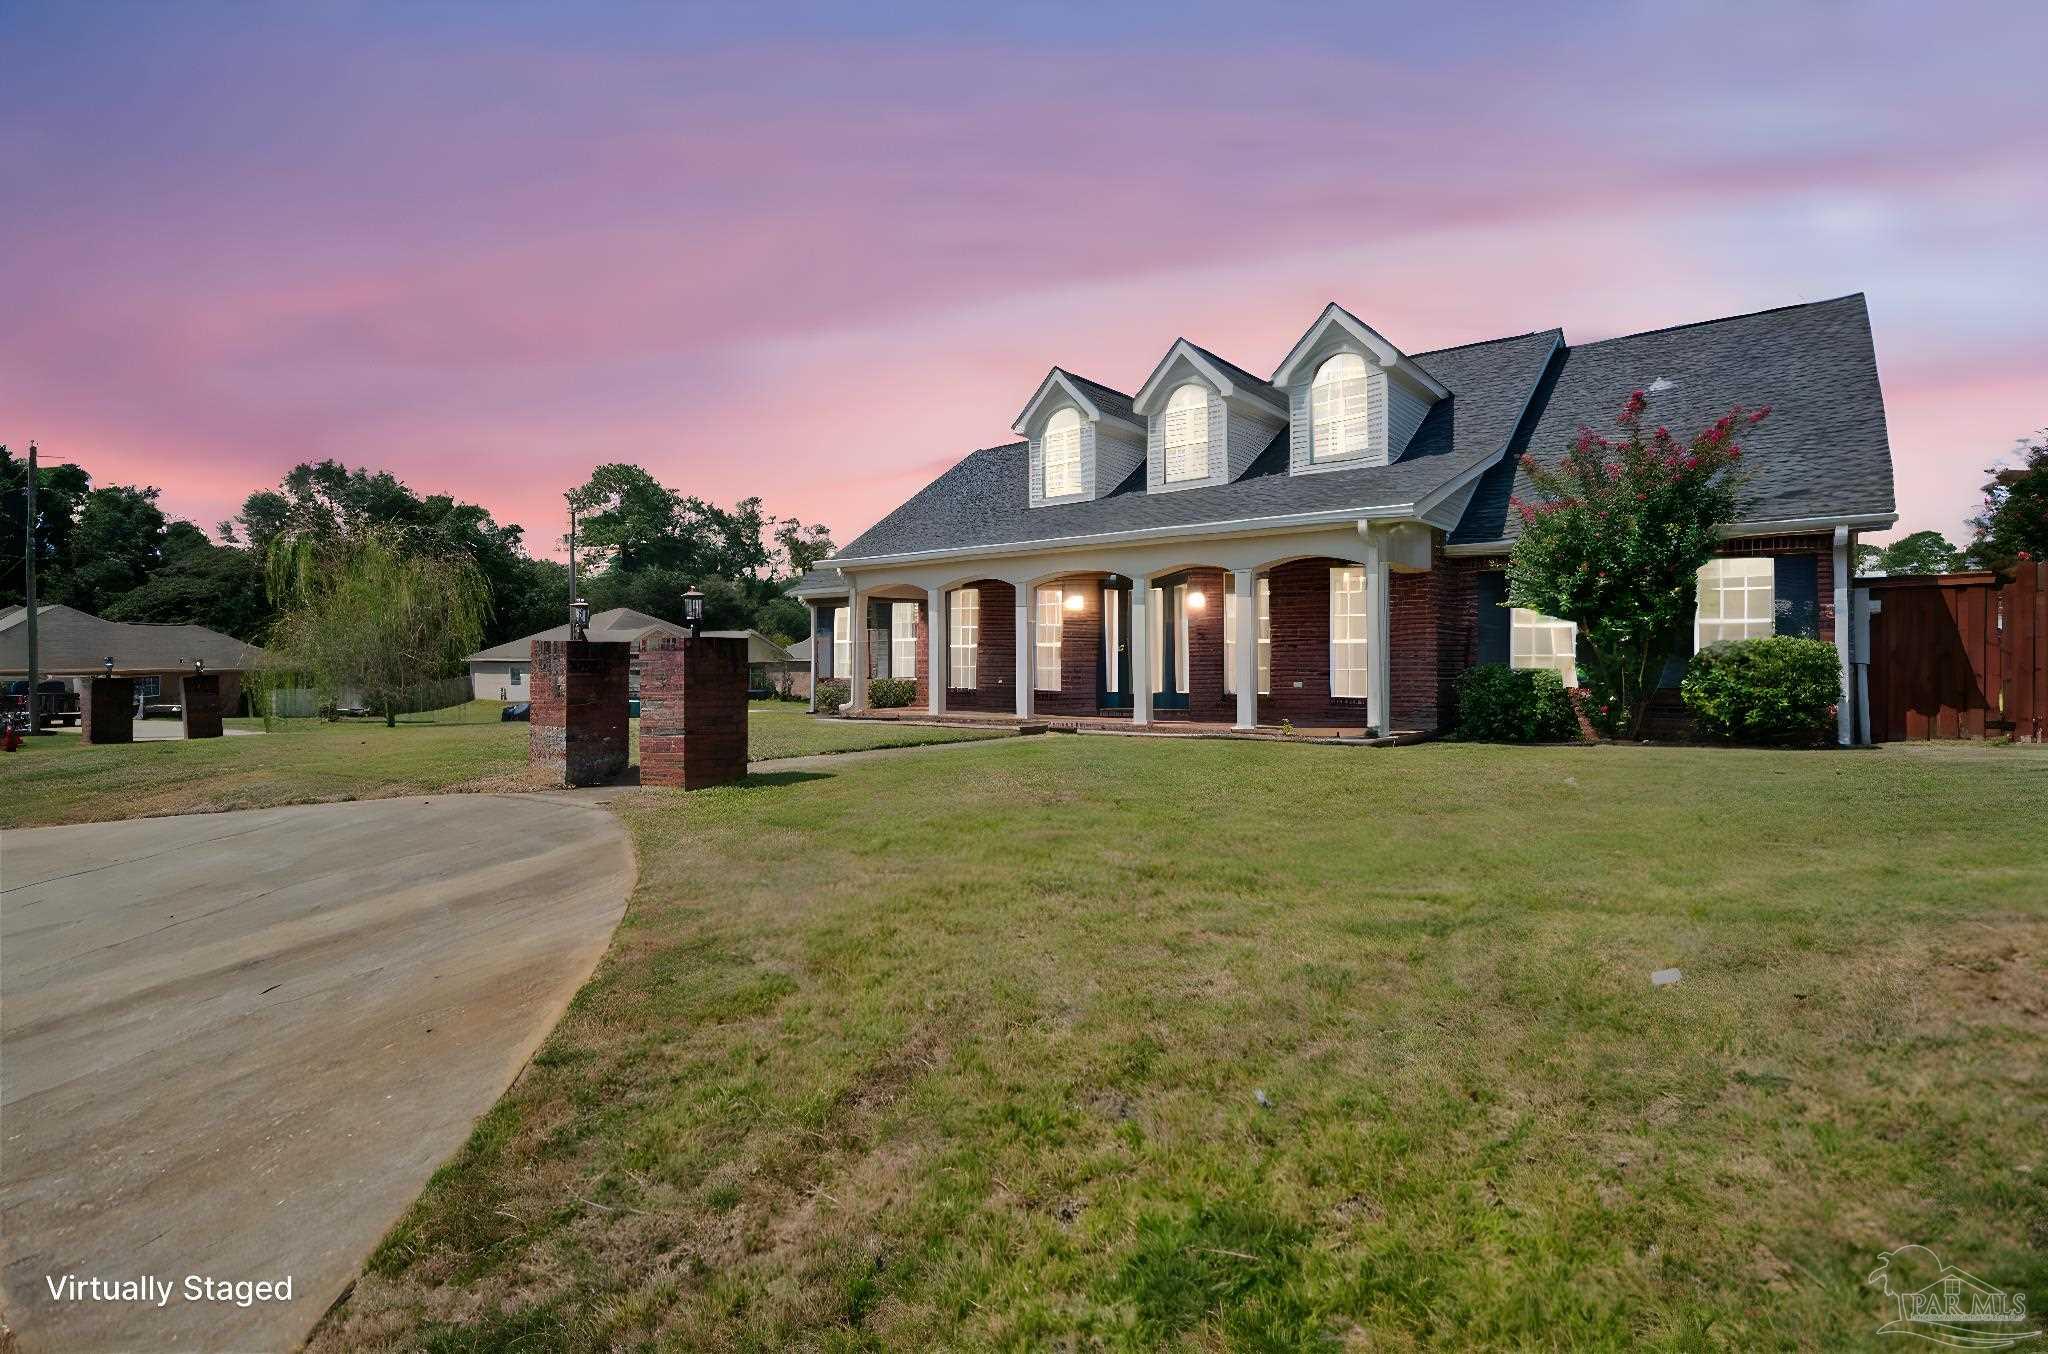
[1270,303,1449,475]
[1131,340,1289,494]
[1013,368,1146,508]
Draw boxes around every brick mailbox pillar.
[639,635,748,790]
[82,677,136,744]
[181,673,224,739]
[529,639,632,786]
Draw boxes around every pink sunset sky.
[4,3,2043,558]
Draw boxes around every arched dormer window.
[1162,383,1211,482]
[1043,408,1083,497]
[1311,353,1371,462]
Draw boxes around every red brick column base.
[529,639,632,786]
[639,635,748,789]
[82,678,135,744]
[181,674,224,739]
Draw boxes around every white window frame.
[1035,587,1063,691]
[1174,584,1190,694]
[1163,383,1210,483]
[832,605,849,680]
[890,602,919,680]
[948,588,978,690]
[1311,352,1372,463]
[1696,557,1776,646]
[1224,577,1271,696]
[1510,608,1578,687]
[508,666,525,687]
[1103,588,1120,695]
[1150,586,1166,693]
[135,675,162,700]
[1330,566,1369,698]
[1043,408,1083,498]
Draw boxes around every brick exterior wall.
[1713,534,1836,642]
[82,677,134,744]
[639,636,748,789]
[1035,577,1103,717]
[947,579,1018,713]
[528,639,631,786]
[180,673,224,739]
[1257,557,1374,727]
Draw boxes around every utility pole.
[24,440,41,735]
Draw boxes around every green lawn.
[313,737,2048,1350]
[0,700,1002,829]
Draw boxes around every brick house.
[790,296,1896,742]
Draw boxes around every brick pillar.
[639,635,748,789]
[181,673,224,739]
[528,639,631,786]
[82,677,135,744]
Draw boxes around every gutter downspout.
[1833,527,1855,746]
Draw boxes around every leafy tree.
[567,465,772,581]
[773,518,836,579]
[1506,391,1761,739]
[1,445,92,609]
[1852,529,1960,577]
[262,528,490,727]
[101,528,272,642]
[1965,429,2048,572]
[60,485,170,615]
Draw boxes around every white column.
[806,602,819,713]
[1834,526,1854,746]
[1131,577,1153,726]
[1233,569,1257,730]
[1014,587,1034,719]
[1367,536,1392,735]
[847,587,869,712]
[926,587,947,717]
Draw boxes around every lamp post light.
[682,586,705,638]
[103,657,115,677]
[570,597,591,640]
[193,658,206,676]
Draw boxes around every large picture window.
[1311,353,1371,463]
[831,605,849,680]
[1330,566,1369,698]
[1511,608,1577,687]
[948,588,978,689]
[1043,408,1082,498]
[890,602,919,679]
[1696,557,1775,645]
[1035,587,1063,690]
[1163,383,1210,482]
[1223,577,1271,696]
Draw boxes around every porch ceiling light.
[1185,589,1207,609]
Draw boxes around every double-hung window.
[948,588,978,689]
[1311,353,1372,462]
[1035,587,1063,690]
[1696,558,1775,645]
[890,602,918,679]
[1329,566,1369,698]
[1223,578,1271,695]
[831,605,849,680]
[1043,409,1083,498]
[1163,383,1210,482]
[1510,609,1578,687]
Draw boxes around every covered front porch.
[801,522,1464,736]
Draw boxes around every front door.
[1099,583,1131,709]
[1152,583,1189,711]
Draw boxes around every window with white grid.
[1174,584,1190,694]
[1311,353,1372,462]
[1043,408,1083,498]
[1330,566,1369,697]
[891,602,918,678]
[831,606,848,679]
[1103,589,1120,694]
[1511,608,1578,687]
[1224,577,1271,695]
[1035,587,1063,690]
[1696,558,1776,645]
[948,588,977,689]
[1163,383,1210,482]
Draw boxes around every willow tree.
[262,528,491,726]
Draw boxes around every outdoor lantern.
[570,597,591,638]
[1063,591,1085,612]
[683,585,705,634]
[193,658,205,675]
[1185,589,1207,610]
[103,656,115,677]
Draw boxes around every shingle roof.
[1449,294,1894,547]
[836,328,1563,561]
[0,605,265,674]
[1183,340,1286,407]
[466,607,684,662]
[1063,372,1138,425]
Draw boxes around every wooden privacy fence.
[1865,562,2046,742]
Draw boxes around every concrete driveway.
[0,795,632,1352]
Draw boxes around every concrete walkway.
[0,796,632,1352]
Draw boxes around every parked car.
[501,702,531,722]
[3,679,80,727]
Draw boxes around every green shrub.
[1681,637,1840,744]
[1453,664,1580,743]
[868,677,916,709]
[815,679,849,714]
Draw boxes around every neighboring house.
[790,295,1895,742]
[465,610,794,701]
[780,636,813,698]
[0,604,265,714]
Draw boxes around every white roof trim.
[1131,340,1283,419]
[1270,302,1451,400]
[1010,367,1140,436]
[1442,510,1902,557]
